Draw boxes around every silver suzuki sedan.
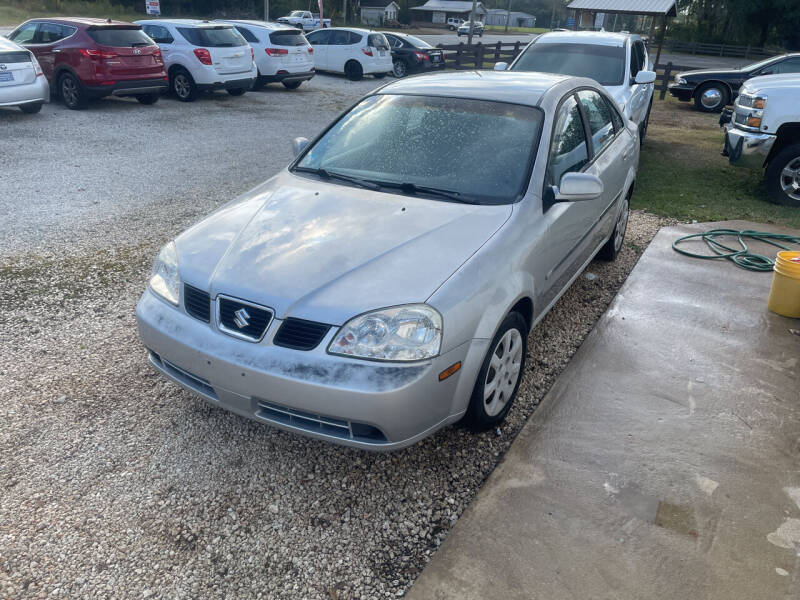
[136,71,639,450]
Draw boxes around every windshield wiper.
[294,167,382,191]
[381,181,480,204]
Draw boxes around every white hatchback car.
[220,20,314,90]
[305,27,392,81]
[0,36,49,114]
[136,19,257,101]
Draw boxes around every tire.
[598,193,630,261]
[171,68,197,102]
[227,88,246,96]
[344,60,363,81]
[282,80,302,90]
[639,99,652,146]
[19,102,42,114]
[765,142,800,207]
[694,82,728,112]
[373,72,387,79]
[135,93,159,105]
[392,59,407,78]
[59,72,88,110]
[463,312,528,432]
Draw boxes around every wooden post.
[495,40,501,60]
[475,42,484,69]
[654,13,667,68]
[456,43,463,69]
[659,62,672,100]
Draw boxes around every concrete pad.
[408,221,800,600]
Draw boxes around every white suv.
[136,19,257,101]
[220,20,314,90]
[305,28,392,81]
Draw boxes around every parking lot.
[0,74,671,598]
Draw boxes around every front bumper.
[667,83,694,102]
[86,77,169,98]
[261,69,315,84]
[136,289,480,450]
[0,76,50,107]
[722,123,775,169]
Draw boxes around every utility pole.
[343,0,347,25]
[504,0,511,33]
[550,0,556,30]
[467,0,477,45]
[264,0,269,20]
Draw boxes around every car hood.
[741,73,800,94]
[677,68,743,81]
[175,171,512,325]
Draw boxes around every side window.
[350,32,365,45]
[577,90,616,155]
[235,26,258,44]
[328,30,351,45]
[606,96,625,132]
[9,22,38,44]
[636,41,648,71]
[772,58,800,74]
[143,24,174,44]
[548,95,589,185]
[628,41,642,77]
[37,22,69,44]
[306,29,330,45]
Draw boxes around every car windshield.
[294,94,543,204]
[86,27,154,47]
[177,26,246,47]
[742,56,780,71]
[511,42,626,86]
[289,11,305,17]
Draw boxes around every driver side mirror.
[634,70,656,84]
[551,173,604,202]
[494,62,508,71]
[292,137,309,157]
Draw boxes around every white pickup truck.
[277,11,331,31]
[721,73,800,207]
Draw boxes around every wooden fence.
[655,62,701,100]
[663,39,779,59]
[435,41,526,70]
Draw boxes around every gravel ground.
[0,74,674,599]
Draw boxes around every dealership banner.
[145,0,161,15]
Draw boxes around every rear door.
[305,29,330,69]
[177,26,252,75]
[326,30,353,72]
[0,48,36,90]
[85,26,165,81]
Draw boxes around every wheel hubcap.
[483,329,523,417]
[779,156,800,202]
[701,88,722,109]
[614,198,630,252]
[393,61,406,77]
[174,75,189,98]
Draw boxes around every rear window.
[269,29,307,46]
[368,33,389,50]
[0,51,31,63]
[177,26,247,48]
[87,27,154,47]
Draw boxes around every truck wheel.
[694,82,728,112]
[463,312,527,432]
[765,142,800,207]
[344,60,363,81]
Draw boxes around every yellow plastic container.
[768,251,800,318]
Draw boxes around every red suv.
[7,18,168,110]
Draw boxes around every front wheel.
[598,194,630,261]
[19,102,43,114]
[765,142,800,207]
[694,82,728,112]
[463,312,527,432]
[282,80,302,90]
[344,60,363,81]
[136,93,159,105]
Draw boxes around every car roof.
[321,27,379,34]
[534,30,634,47]
[375,70,576,108]
[219,19,296,30]
[0,36,26,51]
[21,17,137,28]
[135,19,234,28]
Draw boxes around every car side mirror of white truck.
[635,70,656,84]
[493,62,508,71]
[292,137,309,157]
[552,173,604,202]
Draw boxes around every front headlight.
[674,75,687,85]
[328,304,442,362]
[149,241,180,305]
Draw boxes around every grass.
[0,0,141,27]
[635,95,800,229]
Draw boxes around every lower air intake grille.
[256,400,387,443]
[273,318,331,350]
[218,296,272,341]
[184,284,211,322]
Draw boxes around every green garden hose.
[672,228,800,271]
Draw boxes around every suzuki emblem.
[233,308,250,329]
